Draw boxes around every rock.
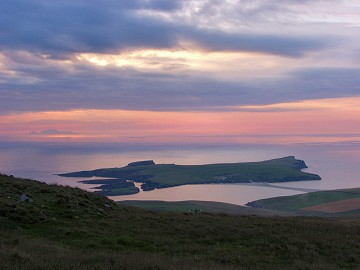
[19,194,33,203]
[104,203,111,208]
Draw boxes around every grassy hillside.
[247,188,360,217]
[59,156,321,195]
[119,200,293,216]
[2,174,360,269]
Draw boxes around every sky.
[1,0,360,145]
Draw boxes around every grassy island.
[58,156,321,196]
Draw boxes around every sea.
[1,141,360,205]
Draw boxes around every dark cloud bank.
[0,0,326,57]
[1,61,360,113]
[0,0,359,113]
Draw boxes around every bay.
[1,141,360,205]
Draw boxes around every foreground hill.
[58,156,321,195]
[1,174,360,269]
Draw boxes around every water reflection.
[112,183,306,206]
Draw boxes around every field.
[301,198,360,213]
[248,188,360,217]
[1,174,360,269]
[59,156,321,195]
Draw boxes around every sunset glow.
[1,96,359,145]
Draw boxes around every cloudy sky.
[1,0,360,144]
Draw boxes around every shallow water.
[1,142,360,205]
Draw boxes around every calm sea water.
[1,142,360,205]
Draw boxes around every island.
[57,156,321,196]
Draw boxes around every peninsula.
[58,156,321,196]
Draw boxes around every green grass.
[0,230,234,270]
[119,200,292,216]
[96,185,139,196]
[2,174,360,269]
[59,156,321,195]
[247,188,360,215]
[120,200,207,212]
